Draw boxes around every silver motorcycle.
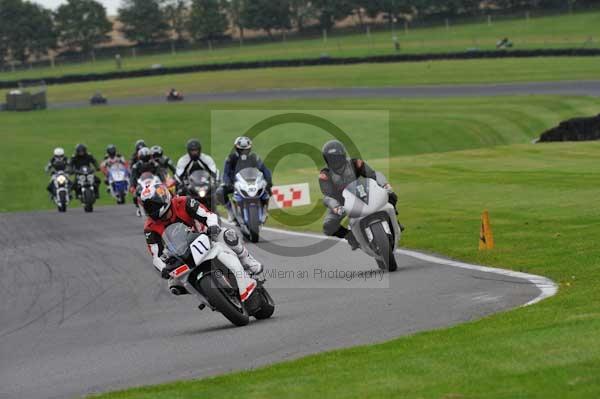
[51,171,71,213]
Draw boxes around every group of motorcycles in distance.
[46,142,271,244]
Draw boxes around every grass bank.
[2,10,600,81]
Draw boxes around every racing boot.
[223,229,264,281]
[333,226,359,251]
[345,231,360,251]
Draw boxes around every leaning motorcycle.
[186,169,215,210]
[162,223,275,327]
[75,166,97,213]
[342,177,401,272]
[230,168,269,243]
[51,171,71,212]
[107,162,130,204]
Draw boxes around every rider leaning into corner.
[175,138,219,191]
[45,147,71,195]
[217,136,273,220]
[319,140,402,250]
[140,182,264,295]
[70,143,101,199]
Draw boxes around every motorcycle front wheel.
[57,191,67,213]
[246,205,261,243]
[199,273,250,327]
[251,287,275,320]
[371,223,398,272]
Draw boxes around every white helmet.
[54,147,65,157]
[234,136,253,159]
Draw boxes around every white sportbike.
[162,223,275,327]
[342,177,402,272]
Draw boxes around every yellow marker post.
[479,210,495,250]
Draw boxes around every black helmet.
[138,147,152,162]
[151,145,163,158]
[322,140,349,174]
[75,143,87,156]
[187,139,201,160]
[140,183,172,220]
[106,144,117,157]
[234,136,252,157]
[135,139,146,151]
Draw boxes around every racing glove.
[333,206,346,217]
[207,225,221,241]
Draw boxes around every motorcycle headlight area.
[56,175,67,185]
[87,174,96,184]
[78,175,87,183]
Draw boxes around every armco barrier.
[1,48,599,90]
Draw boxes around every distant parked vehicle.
[5,81,47,111]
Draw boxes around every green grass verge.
[3,57,600,103]
[3,10,600,81]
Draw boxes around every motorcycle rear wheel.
[199,273,249,327]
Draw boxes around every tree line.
[1,0,600,66]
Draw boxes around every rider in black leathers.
[130,147,161,188]
[70,144,101,198]
[130,139,146,166]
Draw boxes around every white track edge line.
[261,226,558,307]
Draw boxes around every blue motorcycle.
[107,162,130,204]
[230,168,270,243]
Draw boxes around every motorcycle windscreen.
[343,177,389,218]
[109,164,128,180]
[162,223,194,257]
[189,170,211,190]
[237,167,262,183]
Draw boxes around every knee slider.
[223,229,240,247]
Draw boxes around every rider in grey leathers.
[318,140,401,249]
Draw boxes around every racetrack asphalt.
[0,205,550,399]
[50,80,600,109]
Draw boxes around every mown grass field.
[2,95,599,398]
[2,57,600,103]
[2,95,598,212]
[2,10,600,81]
